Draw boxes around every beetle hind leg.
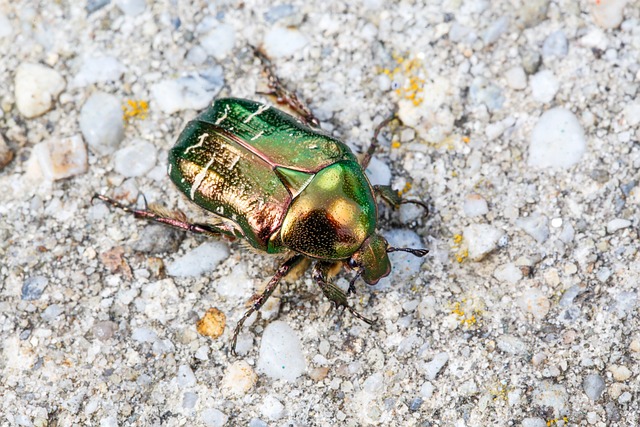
[312,262,375,326]
[373,185,430,218]
[253,46,320,128]
[360,113,398,169]
[231,255,305,355]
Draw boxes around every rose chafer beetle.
[96,51,428,354]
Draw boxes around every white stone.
[623,102,640,127]
[151,67,224,114]
[579,28,608,51]
[522,418,547,427]
[80,92,125,156]
[29,135,88,181]
[505,66,527,90]
[463,224,505,261]
[493,263,522,284]
[374,229,426,289]
[463,193,488,217]
[176,364,196,387]
[516,213,549,243]
[583,374,605,400]
[609,364,632,382]
[73,56,125,87]
[0,13,13,38]
[592,0,628,29]
[424,352,449,380]
[221,361,258,395]
[483,16,509,45]
[496,334,527,354]
[200,24,236,60]
[115,0,147,16]
[113,140,158,177]
[257,321,305,381]
[365,156,391,186]
[518,288,550,320]
[201,408,228,427]
[15,63,66,118]
[530,70,559,103]
[263,27,308,58]
[260,395,285,420]
[166,242,230,277]
[532,381,567,413]
[528,108,586,169]
[606,218,631,234]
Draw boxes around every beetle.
[96,50,428,354]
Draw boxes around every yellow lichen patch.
[391,140,402,149]
[451,234,468,263]
[450,298,483,327]
[462,136,470,144]
[122,99,149,122]
[489,382,510,402]
[196,307,226,339]
[380,53,426,107]
[397,182,412,197]
[547,417,569,426]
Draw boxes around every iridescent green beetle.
[96,52,428,354]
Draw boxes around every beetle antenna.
[387,247,429,257]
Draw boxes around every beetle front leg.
[231,254,305,355]
[373,185,430,218]
[92,194,238,240]
[253,46,320,128]
[312,262,375,326]
[360,114,398,169]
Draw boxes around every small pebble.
[530,70,559,103]
[176,364,196,387]
[609,365,632,382]
[505,66,527,90]
[196,308,226,339]
[592,0,628,29]
[518,288,550,320]
[263,27,308,58]
[15,62,66,118]
[420,381,435,398]
[551,217,563,228]
[249,419,268,427]
[521,418,547,427]
[493,263,523,284]
[463,224,505,261]
[115,0,146,16]
[200,23,236,60]
[0,133,14,170]
[365,156,391,186]
[623,102,640,127]
[260,395,285,421]
[469,78,504,111]
[29,135,88,181]
[613,291,637,317]
[528,108,586,169]
[0,13,13,38]
[462,193,488,217]
[80,92,125,156]
[132,224,183,254]
[73,56,125,87]
[221,361,258,395]
[583,374,605,400]
[22,276,49,301]
[166,241,230,277]
[533,381,567,413]
[257,321,305,381]
[93,321,118,341]
[131,327,158,343]
[264,4,296,23]
[151,67,224,114]
[580,28,608,51]
[424,352,448,380]
[201,408,228,427]
[483,16,509,45]
[41,304,62,322]
[516,213,549,243]
[113,140,158,177]
[496,334,527,355]
[606,218,631,234]
[182,391,198,409]
[542,31,568,59]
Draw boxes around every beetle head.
[348,234,429,285]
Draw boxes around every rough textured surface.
[1,1,639,426]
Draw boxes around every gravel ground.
[1,0,640,426]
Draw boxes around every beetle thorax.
[279,160,377,260]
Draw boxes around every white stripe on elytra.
[250,130,264,141]
[185,133,209,154]
[190,157,215,200]
[243,104,270,123]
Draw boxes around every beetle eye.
[347,258,358,269]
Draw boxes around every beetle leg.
[312,262,375,326]
[253,46,320,128]
[231,254,305,355]
[92,194,238,240]
[360,114,398,169]
[373,185,430,217]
